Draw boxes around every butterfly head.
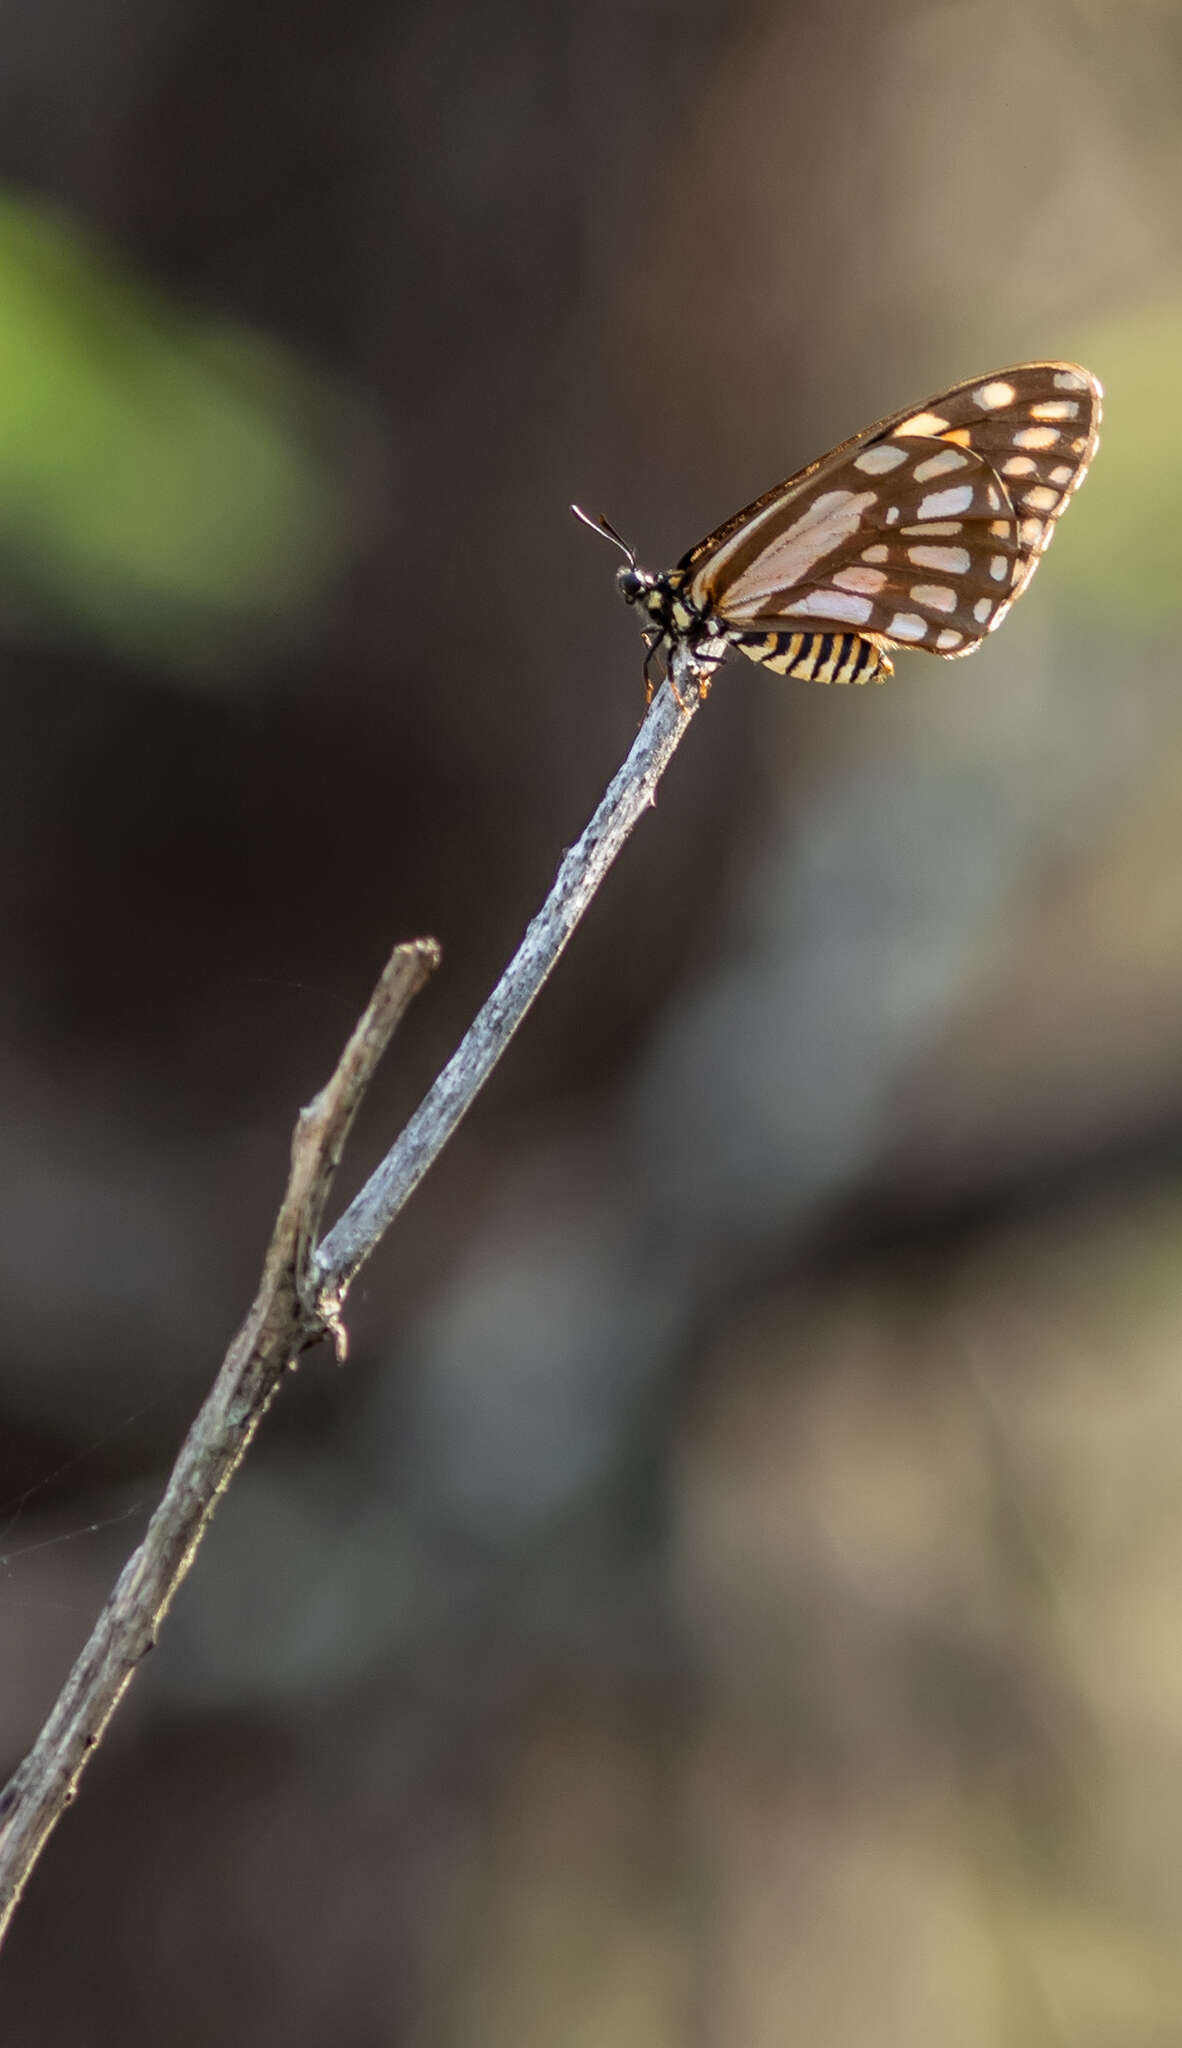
[570,502,665,610]
[615,562,654,607]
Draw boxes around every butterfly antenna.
[570,503,636,570]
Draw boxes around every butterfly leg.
[643,633,688,710]
[641,632,659,705]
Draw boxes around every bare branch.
[315,668,699,1303]
[0,663,700,1944]
[0,937,439,1940]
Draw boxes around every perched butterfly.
[574,363,1101,703]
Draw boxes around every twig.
[315,667,697,1303]
[0,663,701,1945]
[0,937,438,1940]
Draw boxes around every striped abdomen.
[731,628,891,685]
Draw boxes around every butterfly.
[574,363,1101,704]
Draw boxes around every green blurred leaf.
[1055,304,1182,630]
[0,193,369,676]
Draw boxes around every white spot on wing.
[913,447,970,482]
[975,380,1016,408]
[861,544,889,563]
[909,544,970,574]
[887,612,928,642]
[1003,456,1036,478]
[936,629,963,650]
[785,589,874,624]
[910,583,958,614]
[990,554,1010,581]
[854,444,908,474]
[1023,485,1059,512]
[917,484,974,519]
[973,597,992,624]
[800,489,858,520]
[1014,425,1060,450]
[833,565,888,595]
[1031,400,1078,421]
[1054,370,1088,391]
[893,410,949,437]
[1050,464,1074,485]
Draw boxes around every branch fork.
[0,662,702,1943]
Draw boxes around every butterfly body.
[618,560,890,694]
[581,363,1101,702]
[616,563,733,690]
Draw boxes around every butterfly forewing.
[683,362,1100,666]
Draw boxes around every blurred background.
[0,0,1180,2040]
